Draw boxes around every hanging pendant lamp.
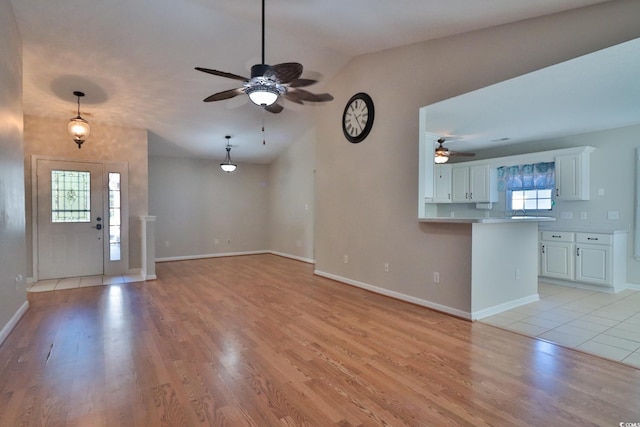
[68,91,91,149]
[220,135,237,173]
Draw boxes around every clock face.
[342,93,374,143]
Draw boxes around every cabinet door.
[555,153,590,201]
[469,164,490,202]
[541,241,575,281]
[576,244,611,286]
[451,166,469,202]
[433,164,452,203]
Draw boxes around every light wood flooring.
[1,254,639,426]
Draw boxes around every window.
[51,170,91,222]
[108,172,121,261]
[510,189,553,211]
[498,162,555,212]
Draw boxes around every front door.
[37,159,104,280]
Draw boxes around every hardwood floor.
[1,254,639,426]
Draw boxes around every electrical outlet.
[580,212,587,220]
[515,269,520,280]
[384,263,390,272]
[433,272,440,283]
[607,211,619,220]
[343,255,349,264]
[164,240,170,247]
[296,240,302,247]
[560,211,573,220]
[214,238,219,245]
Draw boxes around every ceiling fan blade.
[264,102,284,114]
[195,67,249,82]
[268,62,303,83]
[288,78,318,88]
[288,88,333,102]
[203,88,244,102]
[450,152,476,157]
[282,91,305,105]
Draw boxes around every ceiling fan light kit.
[68,91,91,149]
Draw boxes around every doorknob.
[93,224,102,230]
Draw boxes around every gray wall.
[0,0,28,336]
[149,156,269,259]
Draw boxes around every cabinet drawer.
[576,233,612,245]
[541,231,574,242]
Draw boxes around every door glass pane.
[108,172,121,261]
[51,170,91,222]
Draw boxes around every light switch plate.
[607,211,619,220]
[560,211,573,220]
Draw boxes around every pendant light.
[220,135,237,173]
[68,91,91,149]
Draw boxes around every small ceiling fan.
[195,0,333,114]
[434,137,475,164]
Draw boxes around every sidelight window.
[108,172,122,261]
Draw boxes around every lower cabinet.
[539,230,627,291]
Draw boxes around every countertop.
[419,216,557,224]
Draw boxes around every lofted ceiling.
[11,0,613,164]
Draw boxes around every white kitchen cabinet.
[554,148,594,201]
[539,230,627,291]
[575,233,612,286]
[452,163,497,203]
[540,231,575,281]
[451,166,469,202]
[433,164,452,203]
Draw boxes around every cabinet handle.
[542,245,545,254]
[587,237,598,241]
[552,235,561,238]
[466,192,469,199]
[556,188,559,197]
[448,193,451,200]
[470,192,473,200]
[576,248,580,256]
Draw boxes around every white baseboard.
[156,250,269,263]
[625,283,640,291]
[471,294,540,320]
[0,301,29,347]
[313,270,472,320]
[269,251,315,264]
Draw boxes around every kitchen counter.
[419,216,556,224]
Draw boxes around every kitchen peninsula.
[420,216,556,320]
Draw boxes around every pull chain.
[262,108,266,145]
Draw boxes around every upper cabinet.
[554,147,595,201]
[451,164,497,203]
[433,164,452,203]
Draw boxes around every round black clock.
[342,92,374,143]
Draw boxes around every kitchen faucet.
[513,209,526,216]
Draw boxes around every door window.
[51,170,91,222]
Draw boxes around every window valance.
[497,162,555,191]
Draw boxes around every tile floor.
[482,282,640,369]
[28,272,145,292]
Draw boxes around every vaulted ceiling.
[11,0,613,163]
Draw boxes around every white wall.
[313,0,640,312]
[0,0,28,340]
[149,156,269,259]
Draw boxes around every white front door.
[37,159,105,280]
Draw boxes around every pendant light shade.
[68,91,90,148]
[434,153,449,164]
[220,135,237,173]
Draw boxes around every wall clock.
[342,92,374,143]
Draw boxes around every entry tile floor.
[482,282,640,369]
[28,272,144,292]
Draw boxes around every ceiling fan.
[195,0,333,114]
[434,137,476,164]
